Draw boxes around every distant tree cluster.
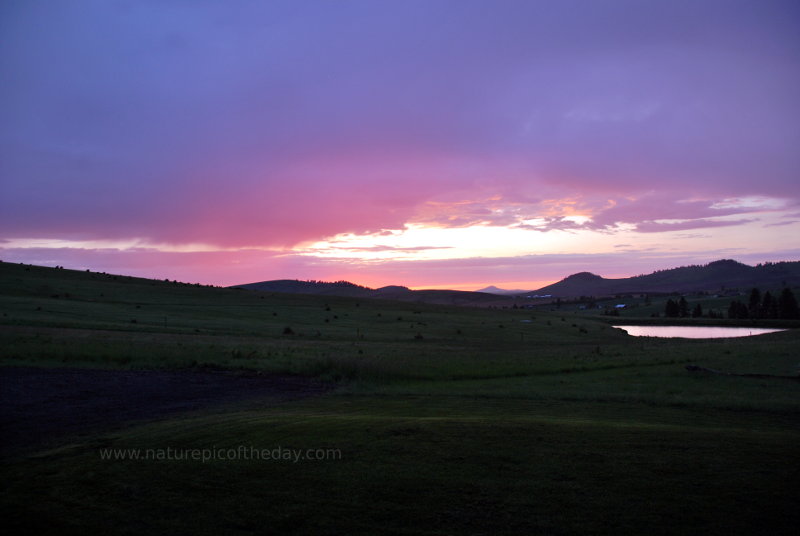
[663,287,799,320]
[728,288,799,319]
[663,297,690,318]
[303,279,370,289]
[663,297,705,318]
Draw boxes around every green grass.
[1,261,799,535]
[3,397,798,535]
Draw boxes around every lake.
[613,325,787,339]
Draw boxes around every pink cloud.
[588,194,756,228]
[315,245,451,253]
[405,192,782,236]
[764,220,799,227]
[634,218,755,233]
[513,218,587,233]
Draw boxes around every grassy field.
[1,261,799,535]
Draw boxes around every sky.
[1,0,799,290]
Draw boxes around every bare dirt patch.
[0,366,331,457]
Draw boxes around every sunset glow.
[1,1,798,289]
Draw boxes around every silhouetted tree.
[664,299,679,318]
[761,291,777,319]
[728,300,748,319]
[748,288,761,318]
[691,303,703,318]
[678,296,689,318]
[778,288,799,319]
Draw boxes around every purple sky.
[2,0,799,289]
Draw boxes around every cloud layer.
[1,0,798,286]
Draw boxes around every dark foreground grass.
[3,397,798,535]
[2,262,799,535]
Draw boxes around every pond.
[613,325,787,339]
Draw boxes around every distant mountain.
[476,285,530,296]
[532,259,800,297]
[530,272,605,297]
[233,279,374,298]
[233,259,800,303]
[232,279,504,306]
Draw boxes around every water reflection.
[613,325,787,339]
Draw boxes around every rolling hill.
[532,259,800,297]
[232,279,506,306]
[234,259,800,301]
[476,285,531,295]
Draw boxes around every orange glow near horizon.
[3,202,798,290]
[409,279,557,292]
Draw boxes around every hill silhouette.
[476,285,531,295]
[532,259,800,297]
[233,279,503,306]
[235,260,800,301]
[233,279,374,298]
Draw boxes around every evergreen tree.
[664,299,679,318]
[691,303,703,318]
[678,296,689,318]
[728,300,748,319]
[761,291,777,319]
[748,288,761,318]
[778,288,799,319]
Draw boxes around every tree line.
[727,287,798,319]
[663,287,798,319]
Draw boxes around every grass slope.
[1,261,799,535]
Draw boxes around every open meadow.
[1,262,798,535]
